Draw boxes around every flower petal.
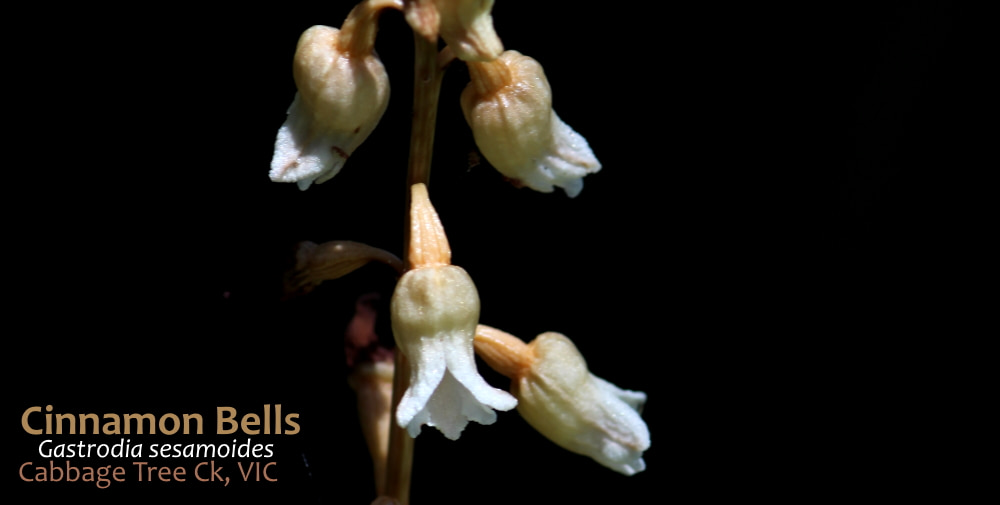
[270,93,348,190]
[412,369,495,440]
[396,334,449,438]
[395,331,516,440]
[583,376,650,475]
[518,111,600,198]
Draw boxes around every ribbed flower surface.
[270,13,390,190]
[475,327,650,475]
[391,184,517,440]
[461,50,601,197]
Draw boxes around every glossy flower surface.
[269,7,390,190]
[391,184,517,440]
[461,50,601,197]
[474,326,650,475]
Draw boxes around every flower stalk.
[384,29,446,505]
[340,0,404,55]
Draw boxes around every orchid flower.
[269,2,394,190]
[390,183,517,440]
[474,325,650,475]
[461,50,601,197]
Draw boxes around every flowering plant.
[267,1,651,503]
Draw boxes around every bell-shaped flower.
[461,50,601,197]
[403,0,503,61]
[269,2,393,190]
[474,325,650,475]
[390,183,517,440]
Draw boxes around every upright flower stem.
[405,37,446,191]
[383,352,412,504]
[384,30,448,505]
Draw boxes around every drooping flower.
[269,2,393,190]
[474,325,650,475]
[403,0,503,61]
[390,183,517,440]
[461,50,601,197]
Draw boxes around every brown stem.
[384,30,447,505]
[383,351,412,502]
[406,40,445,188]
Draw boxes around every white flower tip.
[539,114,601,198]
[269,148,347,190]
[396,367,516,441]
[605,450,646,476]
[268,94,352,190]
[593,413,650,476]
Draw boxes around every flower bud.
[390,184,517,440]
[269,4,391,190]
[474,326,650,475]
[461,50,601,197]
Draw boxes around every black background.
[5,1,982,503]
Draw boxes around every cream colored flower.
[269,3,392,190]
[474,325,650,475]
[437,0,503,61]
[461,50,601,197]
[391,184,517,440]
[404,0,503,61]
